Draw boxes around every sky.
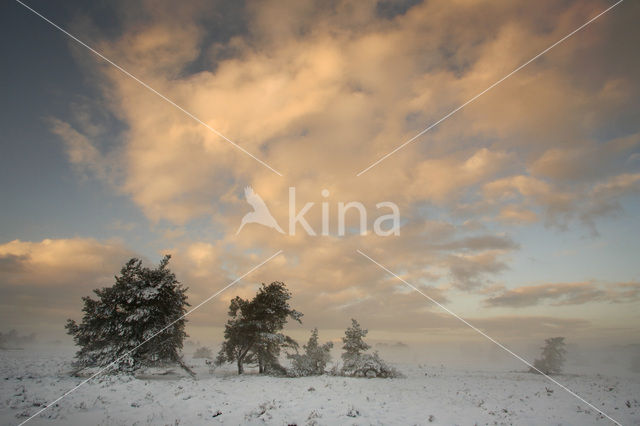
[1,0,639,359]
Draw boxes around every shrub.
[343,351,403,378]
[193,346,213,359]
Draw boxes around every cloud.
[33,0,640,341]
[481,171,640,232]
[0,238,138,330]
[446,250,511,290]
[485,281,640,308]
[50,0,638,235]
[529,133,640,183]
[49,118,112,183]
[156,219,517,330]
[0,238,137,287]
[472,315,592,338]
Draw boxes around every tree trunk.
[177,359,196,378]
[237,342,254,375]
[258,358,264,374]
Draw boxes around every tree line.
[65,256,565,377]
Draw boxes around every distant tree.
[193,346,213,359]
[0,329,36,349]
[340,319,401,378]
[65,256,189,373]
[288,328,333,376]
[531,337,567,375]
[631,353,640,374]
[216,282,302,374]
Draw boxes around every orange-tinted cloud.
[40,0,640,342]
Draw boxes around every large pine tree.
[65,255,189,372]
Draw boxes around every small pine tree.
[340,319,401,378]
[288,328,333,376]
[65,255,189,372]
[342,319,370,365]
[531,337,567,375]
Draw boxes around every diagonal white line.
[356,249,622,426]
[14,0,283,177]
[18,249,283,426]
[356,0,624,176]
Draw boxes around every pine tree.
[341,319,370,365]
[65,255,189,372]
[216,282,302,374]
[339,319,401,378]
[288,328,333,376]
[531,337,567,375]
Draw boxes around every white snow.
[1,348,638,425]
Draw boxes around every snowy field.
[1,348,639,425]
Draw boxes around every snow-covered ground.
[1,348,638,425]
